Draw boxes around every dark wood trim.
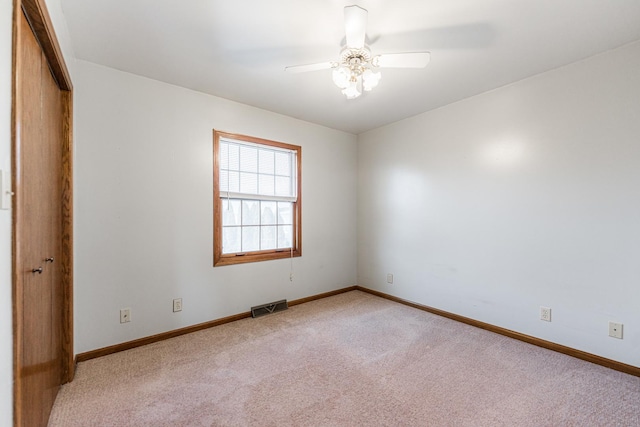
[60,90,74,383]
[215,249,302,267]
[20,0,72,90]
[355,286,640,378]
[213,130,302,267]
[288,286,357,307]
[294,137,302,257]
[76,311,253,363]
[69,285,640,378]
[213,130,221,264]
[75,286,358,363]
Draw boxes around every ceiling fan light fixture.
[362,69,381,91]
[342,81,361,99]
[332,66,351,89]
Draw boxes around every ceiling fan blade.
[376,52,431,68]
[344,5,367,49]
[284,62,335,73]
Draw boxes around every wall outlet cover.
[120,308,131,323]
[540,306,551,322]
[609,321,623,339]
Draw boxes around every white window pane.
[275,176,291,196]
[240,146,258,172]
[223,227,241,254]
[275,152,291,176]
[258,174,275,196]
[277,202,292,225]
[220,142,229,170]
[240,172,258,194]
[259,150,275,174]
[261,201,277,225]
[227,171,240,192]
[228,143,240,171]
[277,225,292,249]
[261,226,277,250]
[242,226,260,252]
[242,200,260,225]
[222,199,241,226]
[219,171,228,193]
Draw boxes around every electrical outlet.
[173,298,182,312]
[609,321,623,339]
[540,306,551,322]
[120,308,131,323]
[387,274,393,284]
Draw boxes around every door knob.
[32,267,43,274]
[45,257,54,263]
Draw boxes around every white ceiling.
[60,0,640,134]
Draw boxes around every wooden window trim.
[213,131,302,266]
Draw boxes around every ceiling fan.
[285,5,430,99]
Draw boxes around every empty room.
[2,0,640,425]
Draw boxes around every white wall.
[74,60,358,354]
[1,1,14,424]
[358,41,640,367]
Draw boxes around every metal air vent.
[251,299,288,318]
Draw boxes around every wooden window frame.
[213,131,302,266]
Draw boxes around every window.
[213,131,301,266]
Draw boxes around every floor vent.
[251,299,288,318]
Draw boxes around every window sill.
[214,249,302,267]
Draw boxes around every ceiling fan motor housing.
[339,47,376,72]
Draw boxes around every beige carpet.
[49,291,640,426]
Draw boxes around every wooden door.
[13,4,71,426]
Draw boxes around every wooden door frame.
[11,0,74,423]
